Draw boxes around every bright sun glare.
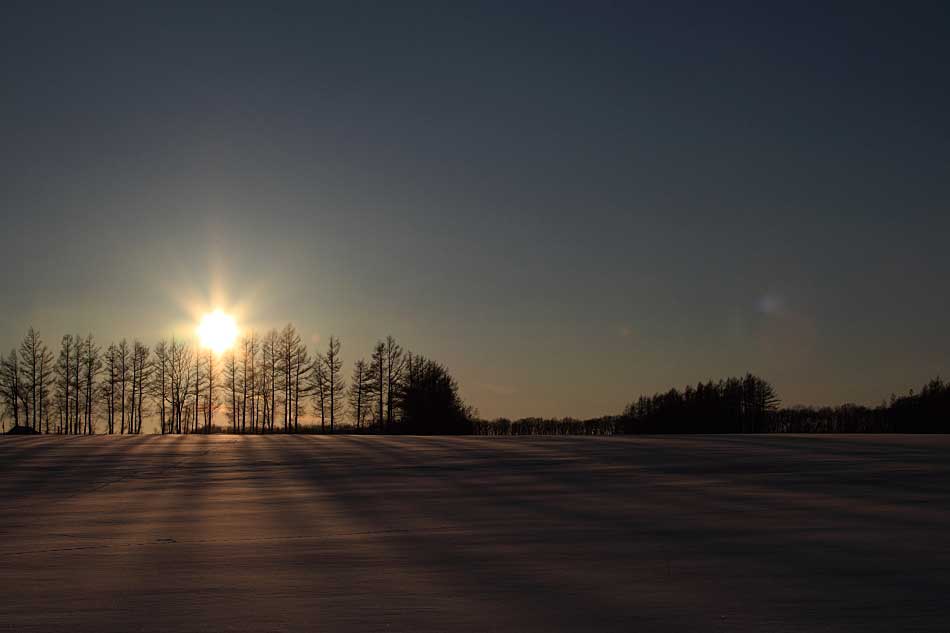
[197,310,238,354]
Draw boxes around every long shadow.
[7,435,950,632]
[0,435,216,633]
[91,435,220,633]
[322,435,950,631]
[224,434,460,631]
[275,435,708,632]
[0,435,137,510]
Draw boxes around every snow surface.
[2,434,949,632]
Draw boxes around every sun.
[197,309,239,354]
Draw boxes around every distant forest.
[2,327,948,435]
[476,374,950,435]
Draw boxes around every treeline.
[5,332,948,436]
[474,374,950,435]
[472,416,620,436]
[772,378,950,433]
[0,327,471,435]
[621,374,779,434]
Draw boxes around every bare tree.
[168,338,192,434]
[56,335,74,433]
[131,341,149,434]
[204,348,217,432]
[224,350,238,433]
[368,341,386,431]
[70,334,85,435]
[19,328,52,432]
[18,329,38,431]
[125,341,147,434]
[385,336,404,429]
[193,347,201,433]
[278,324,299,432]
[325,336,344,433]
[247,333,260,432]
[265,329,278,432]
[153,340,169,434]
[82,336,101,434]
[311,351,327,432]
[239,334,255,433]
[37,341,54,433]
[259,336,268,432]
[1,349,21,431]
[127,342,136,434]
[348,359,372,429]
[292,337,311,432]
[257,333,270,433]
[117,340,130,434]
[103,343,117,433]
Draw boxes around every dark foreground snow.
[1,434,949,632]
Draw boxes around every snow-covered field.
[2,434,949,632]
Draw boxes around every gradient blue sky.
[2,2,948,418]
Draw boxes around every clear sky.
[1,2,948,419]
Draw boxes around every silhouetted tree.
[82,335,101,434]
[473,416,619,436]
[397,356,471,434]
[0,349,21,431]
[246,333,259,432]
[881,377,950,433]
[153,340,169,434]
[69,333,81,433]
[127,341,149,434]
[264,329,278,432]
[224,350,238,433]
[742,373,779,433]
[37,340,54,433]
[258,331,273,432]
[368,341,385,431]
[117,340,130,434]
[621,374,780,434]
[277,324,306,432]
[292,336,310,432]
[169,338,192,434]
[103,343,117,433]
[2,353,22,432]
[204,348,216,432]
[349,359,372,429]
[56,335,74,433]
[192,345,201,433]
[311,351,327,432]
[385,336,404,429]
[239,334,255,433]
[19,328,53,432]
[325,336,344,433]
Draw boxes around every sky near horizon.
[1,2,949,419]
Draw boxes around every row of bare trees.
[1,326,471,435]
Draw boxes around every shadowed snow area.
[2,435,949,632]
